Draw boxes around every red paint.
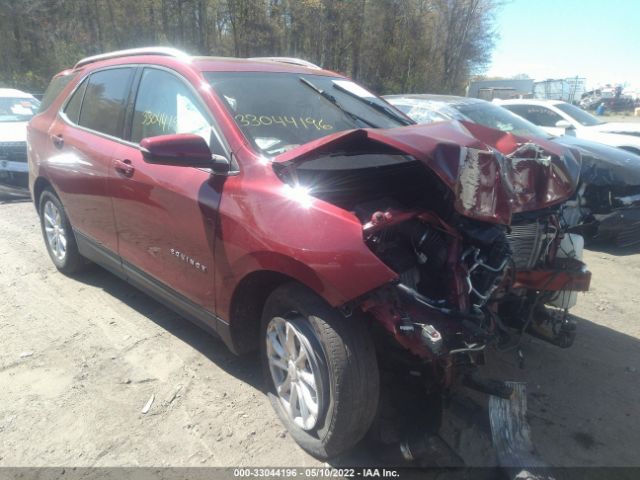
[27,53,587,359]
[140,134,213,166]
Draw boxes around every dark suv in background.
[28,47,590,459]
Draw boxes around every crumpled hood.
[0,122,28,142]
[274,120,581,225]
[554,135,640,186]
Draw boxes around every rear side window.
[79,68,134,138]
[39,73,77,113]
[130,68,211,144]
[63,78,88,124]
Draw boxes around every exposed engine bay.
[274,122,592,461]
[281,147,591,396]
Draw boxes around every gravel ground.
[1,197,639,469]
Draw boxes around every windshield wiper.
[331,82,414,126]
[299,77,379,128]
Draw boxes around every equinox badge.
[169,249,208,272]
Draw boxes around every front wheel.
[261,283,380,459]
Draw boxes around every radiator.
[506,222,547,270]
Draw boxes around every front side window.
[204,72,409,156]
[555,102,603,126]
[504,104,563,128]
[130,68,211,145]
[78,68,134,138]
[0,97,40,123]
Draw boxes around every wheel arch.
[32,176,56,213]
[227,269,298,355]
[223,250,389,355]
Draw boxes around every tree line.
[0,0,499,95]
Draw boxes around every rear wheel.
[261,283,379,459]
[39,189,88,274]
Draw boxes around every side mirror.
[555,119,574,130]
[140,134,230,174]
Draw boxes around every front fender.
[213,162,399,320]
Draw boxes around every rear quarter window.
[63,78,88,124]
[78,68,134,138]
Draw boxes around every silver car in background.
[0,88,40,195]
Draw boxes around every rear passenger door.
[109,67,221,316]
[47,67,135,255]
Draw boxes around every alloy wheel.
[266,316,323,431]
[43,200,67,261]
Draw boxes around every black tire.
[260,282,379,459]
[38,188,88,274]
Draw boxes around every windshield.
[389,100,459,124]
[204,72,408,155]
[0,97,40,123]
[454,102,551,138]
[555,102,604,126]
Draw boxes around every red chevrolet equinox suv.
[28,47,590,459]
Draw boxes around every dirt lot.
[1,196,639,469]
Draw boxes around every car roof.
[384,93,485,106]
[0,88,35,99]
[191,56,340,76]
[71,48,340,78]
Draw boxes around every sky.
[487,0,640,89]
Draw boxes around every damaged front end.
[274,121,590,453]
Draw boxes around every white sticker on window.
[332,80,375,98]
[177,93,211,145]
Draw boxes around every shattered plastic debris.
[167,385,183,404]
[141,394,155,414]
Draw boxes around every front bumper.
[0,161,29,192]
[0,159,29,173]
[513,258,591,292]
[595,206,640,247]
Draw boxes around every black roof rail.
[74,47,189,69]
[247,57,321,70]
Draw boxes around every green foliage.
[0,0,500,95]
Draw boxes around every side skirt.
[74,229,234,352]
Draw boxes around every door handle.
[114,159,135,177]
[51,134,64,149]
